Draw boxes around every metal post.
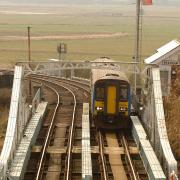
[27,26,32,96]
[134,0,141,94]
[59,51,61,61]
[28,26,31,64]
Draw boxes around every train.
[91,58,132,129]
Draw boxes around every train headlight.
[139,106,143,111]
[96,107,103,111]
[120,107,127,111]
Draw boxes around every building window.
[178,55,180,64]
[160,70,169,96]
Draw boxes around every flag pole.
[27,26,32,97]
[134,0,141,94]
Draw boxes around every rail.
[31,75,88,180]
[64,84,77,180]
[122,135,139,180]
[30,74,90,92]
[98,131,108,180]
[33,79,60,180]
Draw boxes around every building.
[144,40,180,96]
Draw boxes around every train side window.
[96,87,104,100]
[120,88,128,100]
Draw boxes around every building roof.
[144,40,180,64]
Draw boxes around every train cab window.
[119,87,128,101]
[95,87,104,100]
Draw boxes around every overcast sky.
[1,0,180,5]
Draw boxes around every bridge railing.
[0,66,42,180]
[143,67,177,178]
[0,66,24,179]
[32,88,41,114]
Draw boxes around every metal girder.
[16,60,159,77]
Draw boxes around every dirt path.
[0,32,128,41]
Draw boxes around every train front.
[93,75,131,129]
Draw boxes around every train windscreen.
[95,87,104,100]
[119,85,128,101]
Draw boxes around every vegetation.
[0,5,180,63]
[0,88,11,151]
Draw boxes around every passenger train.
[91,58,131,129]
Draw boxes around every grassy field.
[0,5,180,64]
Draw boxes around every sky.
[1,0,180,5]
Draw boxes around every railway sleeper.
[31,145,139,155]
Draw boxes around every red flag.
[142,0,152,5]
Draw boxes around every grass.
[0,5,180,63]
[0,4,180,152]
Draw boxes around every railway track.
[23,75,149,180]
[96,131,148,180]
[24,75,89,180]
[98,131,109,180]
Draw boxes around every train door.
[107,86,116,114]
